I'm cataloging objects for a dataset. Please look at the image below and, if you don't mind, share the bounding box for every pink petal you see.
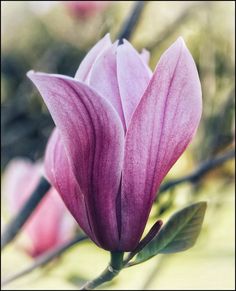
[65,1,110,19]
[117,40,152,127]
[2,158,74,257]
[27,72,124,250]
[120,37,202,250]
[44,128,96,244]
[74,33,112,82]
[88,43,126,129]
[2,159,39,214]
[140,48,150,65]
[25,187,74,257]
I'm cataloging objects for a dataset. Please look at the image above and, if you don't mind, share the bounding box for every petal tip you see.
[104,32,111,42]
[175,36,186,49]
[176,37,189,52]
[26,70,35,78]
[177,36,185,43]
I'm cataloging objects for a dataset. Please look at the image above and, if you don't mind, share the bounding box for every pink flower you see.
[27,34,202,252]
[64,1,110,19]
[2,159,75,257]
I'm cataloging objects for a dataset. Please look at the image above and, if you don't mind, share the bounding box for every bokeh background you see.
[1,1,235,290]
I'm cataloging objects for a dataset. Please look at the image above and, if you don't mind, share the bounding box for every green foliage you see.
[134,202,207,264]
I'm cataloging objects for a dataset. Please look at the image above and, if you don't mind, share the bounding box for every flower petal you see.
[27,72,124,250]
[140,48,151,65]
[44,128,96,243]
[88,43,126,129]
[74,33,112,82]
[120,37,202,250]
[2,159,39,214]
[2,157,74,257]
[117,40,152,127]
[25,187,73,257]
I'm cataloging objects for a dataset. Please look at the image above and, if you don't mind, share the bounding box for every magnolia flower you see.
[2,159,75,257]
[64,1,110,19]
[27,34,202,252]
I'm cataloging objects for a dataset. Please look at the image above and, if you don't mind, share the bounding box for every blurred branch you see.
[146,2,210,51]
[1,234,88,287]
[118,1,146,44]
[159,149,235,195]
[1,177,51,250]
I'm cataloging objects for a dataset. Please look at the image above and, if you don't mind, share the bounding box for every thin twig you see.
[1,234,88,287]
[159,149,235,195]
[117,1,146,44]
[1,177,51,250]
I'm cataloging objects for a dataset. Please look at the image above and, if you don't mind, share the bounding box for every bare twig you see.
[1,234,88,287]
[159,149,235,195]
[117,1,146,44]
[1,177,51,250]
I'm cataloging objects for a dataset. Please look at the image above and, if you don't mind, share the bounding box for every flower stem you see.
[80,251,124,290]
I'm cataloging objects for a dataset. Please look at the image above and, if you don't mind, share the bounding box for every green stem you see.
[80,252,124,290]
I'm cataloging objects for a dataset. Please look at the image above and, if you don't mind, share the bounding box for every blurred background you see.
[1,1,235,290]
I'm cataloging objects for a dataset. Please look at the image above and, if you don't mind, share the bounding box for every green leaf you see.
[133,202,207,265]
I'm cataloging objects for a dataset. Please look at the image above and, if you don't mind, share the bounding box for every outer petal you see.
[27,72,124,250]
[117,40,152,127]
[44,128,96,244]
[140,48,150,65]
[120,37,202,250]
[88,43,126,129]
[74,33,112,82]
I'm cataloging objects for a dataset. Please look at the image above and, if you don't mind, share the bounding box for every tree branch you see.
[117,1,146,44]
[1,234,88,287]
[159,148,235,195]
[1,177,51,250]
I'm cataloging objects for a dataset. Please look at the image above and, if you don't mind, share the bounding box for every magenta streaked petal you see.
[119,37,202,250]
[27,72,124,250]
[74,33,112,82]
[27,36,202,253]
[117,40,152,127]
[44,128,96,243]
[88,43,126,129]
